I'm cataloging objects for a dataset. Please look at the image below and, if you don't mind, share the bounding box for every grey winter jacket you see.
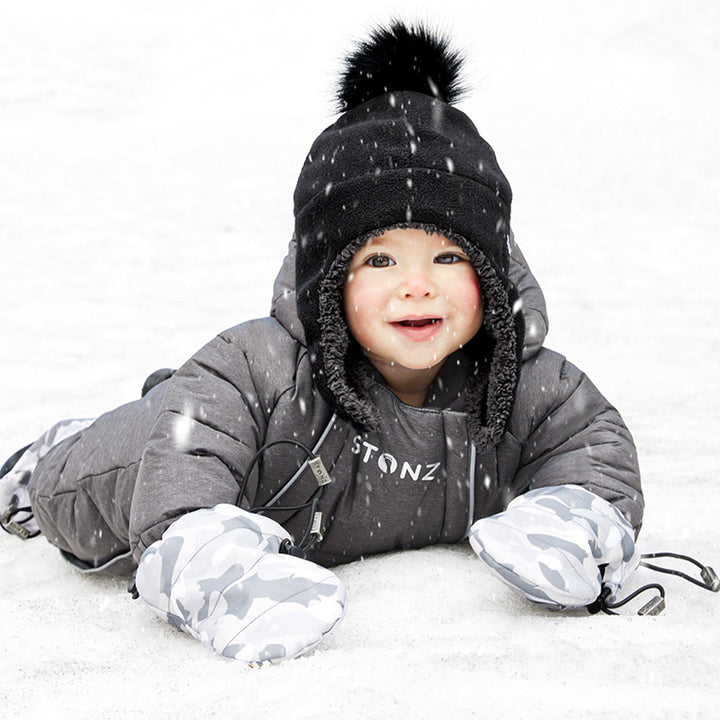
[29,238,642,571]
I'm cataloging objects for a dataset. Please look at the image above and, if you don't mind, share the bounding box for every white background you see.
[1,1,718,718]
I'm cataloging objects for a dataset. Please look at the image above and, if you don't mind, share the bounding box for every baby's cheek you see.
[454,271,484,330]
[452,269,482,305]
[347,316,378,354]
[344,294,376,346]
[345,289,371,323]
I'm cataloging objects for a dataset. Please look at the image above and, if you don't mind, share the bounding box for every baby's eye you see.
[434,253,465,265]
[365,254,395,268]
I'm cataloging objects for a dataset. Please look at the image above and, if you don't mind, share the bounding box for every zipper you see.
[465,442,476,538]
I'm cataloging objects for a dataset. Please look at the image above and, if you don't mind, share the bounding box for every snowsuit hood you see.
[272,224,545,452]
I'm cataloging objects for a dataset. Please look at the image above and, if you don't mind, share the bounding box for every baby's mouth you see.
[390,317,444,341]
[395,318,441,327]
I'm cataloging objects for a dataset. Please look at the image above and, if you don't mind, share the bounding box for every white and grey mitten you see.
[469,484,639,609]
[135,504,346,663]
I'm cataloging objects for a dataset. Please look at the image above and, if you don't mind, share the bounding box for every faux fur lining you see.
[317,232,380,428]
[316,223,523,449]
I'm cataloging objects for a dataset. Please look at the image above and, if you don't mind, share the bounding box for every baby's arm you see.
[129,320,293,559]
[470,350,642,609]
[128,322,345,662]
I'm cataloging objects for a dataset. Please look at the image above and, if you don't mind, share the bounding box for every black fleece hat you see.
[293,21,524,449]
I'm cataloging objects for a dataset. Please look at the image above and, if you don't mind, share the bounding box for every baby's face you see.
[343,227,483,376]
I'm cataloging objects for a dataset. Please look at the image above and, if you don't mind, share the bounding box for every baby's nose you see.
[398,271,436,298]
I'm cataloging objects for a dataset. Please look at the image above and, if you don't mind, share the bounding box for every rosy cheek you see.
[471,283,483,310]
[454,269,482,305]
[469,270,481,297]
[454,271,484,331]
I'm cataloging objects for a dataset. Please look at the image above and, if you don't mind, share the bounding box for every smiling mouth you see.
[394,318,441,327]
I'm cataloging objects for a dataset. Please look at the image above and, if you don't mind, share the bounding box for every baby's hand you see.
[469,485,638,610]
[135,505,346,663]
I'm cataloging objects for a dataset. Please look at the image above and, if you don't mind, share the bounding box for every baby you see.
[1,22,642,663]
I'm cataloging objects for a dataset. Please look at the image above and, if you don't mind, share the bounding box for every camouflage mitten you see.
[135,504,346,663]
[469,484,639,610]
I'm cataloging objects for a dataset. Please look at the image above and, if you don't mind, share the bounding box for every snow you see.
[1,1,718,717]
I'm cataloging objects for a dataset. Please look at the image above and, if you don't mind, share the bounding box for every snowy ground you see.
[1,1,718,718]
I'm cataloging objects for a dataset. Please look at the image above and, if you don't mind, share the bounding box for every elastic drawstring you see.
[587,551,718,616]
[237,438,334,559]
[128,440,335,600]
[640,552,720,592]
[587,583,666,616]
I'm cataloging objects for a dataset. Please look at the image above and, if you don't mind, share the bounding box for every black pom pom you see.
[336,21,466,112]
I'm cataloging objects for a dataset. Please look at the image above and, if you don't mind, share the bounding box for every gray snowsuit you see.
[27,237,643,573]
